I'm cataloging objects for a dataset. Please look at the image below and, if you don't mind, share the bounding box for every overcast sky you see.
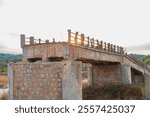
[0,0,150,54]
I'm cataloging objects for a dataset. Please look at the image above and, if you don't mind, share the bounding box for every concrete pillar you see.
[68,29,71,44]
[87,64,92,86]
[81,34,84,46]
[121,64,132,84]
[62,61,82,100]
[20,34,25,48]
[29,36,34,44]
[144,72,150,99]
[22,47,28,62]
[87,36,90,47]
[75,32,78,45]
[8,64,14,100]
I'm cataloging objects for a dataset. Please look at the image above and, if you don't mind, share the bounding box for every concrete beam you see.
[121,64,132,84]
[20,34,25,48]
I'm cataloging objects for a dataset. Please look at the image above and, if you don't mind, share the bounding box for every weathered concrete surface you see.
[92,64,122,85]
[87,64,93,86]
[22,43,148,75]
[62,61,82,100]
[123,56,145,73]
[121,64,132,84]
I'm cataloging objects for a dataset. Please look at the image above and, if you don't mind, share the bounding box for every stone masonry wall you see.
[92,64,122,85]
[8,61,82,100]
[8,62,63,100]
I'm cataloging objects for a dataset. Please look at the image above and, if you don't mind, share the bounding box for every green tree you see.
[142,55,150,64]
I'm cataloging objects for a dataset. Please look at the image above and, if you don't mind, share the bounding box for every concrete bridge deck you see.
[21,37,149,75]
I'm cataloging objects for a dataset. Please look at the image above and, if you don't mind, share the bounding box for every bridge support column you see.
[62,61,82,100]
[121,64,132,84]
[87,64,92,86]
[144,72,150,99]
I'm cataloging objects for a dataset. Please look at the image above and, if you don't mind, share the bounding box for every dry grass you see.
[0,92,8,100]
[83,83,144,100]
[0,75,8,84]
[82,79,89,89]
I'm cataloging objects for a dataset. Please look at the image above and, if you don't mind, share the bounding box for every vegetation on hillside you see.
[129,54,145,60]
[142,55,150,64]
[129,54,150,65]
[0,53,22,73]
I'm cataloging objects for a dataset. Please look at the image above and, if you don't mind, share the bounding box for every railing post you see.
[87,36,90,47]
[75,32,78,45]
[20,34,25,48]
[111,44,113,52]
[119,47,122,54]
[46,40,49,43]
[120,47,124,54]
[96,40,99,48]
[107,43,111,52]
[39,39,41,44]
[100,41,103,50]
[91,38,94,47]
[117,46,119,53]
[81,34,85,46]
[114,45,116,53]
[30,36,34,45]
[104,42,106,51]
[68,29,71,44]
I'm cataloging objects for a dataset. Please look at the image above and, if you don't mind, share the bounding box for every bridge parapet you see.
[20,34,54,48]
[125,55,150,73]
[68,29,124,54]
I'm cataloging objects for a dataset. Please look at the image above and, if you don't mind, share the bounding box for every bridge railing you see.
[20,34,54,48]
[125,55,150,72]
[68,30,124,54]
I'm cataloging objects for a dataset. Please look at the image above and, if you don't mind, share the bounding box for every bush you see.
[0,75,8,85]
[83,84,144,100]
[0,92,8,100]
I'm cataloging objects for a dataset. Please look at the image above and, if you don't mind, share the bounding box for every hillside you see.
[129,54,146,60]
[0,53,22,72]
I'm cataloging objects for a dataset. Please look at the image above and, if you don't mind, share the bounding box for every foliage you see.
[0,67,7,72]
[0,53,22,73]
[0,75,8,84]
[0,92,8,100]
[129,54,145,60]
[83,84,144,100]
[142,55,150,64]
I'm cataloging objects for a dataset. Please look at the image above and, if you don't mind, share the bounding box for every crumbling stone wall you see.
[8,61,82,100]
[132,73,144,86]
[92,64,122,85]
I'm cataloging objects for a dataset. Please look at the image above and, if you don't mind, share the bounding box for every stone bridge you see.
[8,30,150,100]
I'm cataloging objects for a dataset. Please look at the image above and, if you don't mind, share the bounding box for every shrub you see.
[0,75,8,84]
[0,92,8,100]
[83,84,144,100]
